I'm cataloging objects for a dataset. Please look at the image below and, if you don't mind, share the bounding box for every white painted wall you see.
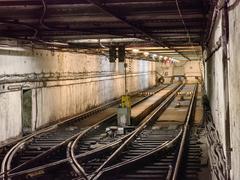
[0,91,22,142]
[0,48,156,143]
[228,1,240,179]
[205,12,227,150]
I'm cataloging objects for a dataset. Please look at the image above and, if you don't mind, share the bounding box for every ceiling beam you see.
[86,0,191,60]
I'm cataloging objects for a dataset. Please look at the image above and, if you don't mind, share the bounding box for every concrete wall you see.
[156,60,202,83]
[205,11,227,148]
[228,1,240,179]
[0,48,156,143]
[204,1,240,179]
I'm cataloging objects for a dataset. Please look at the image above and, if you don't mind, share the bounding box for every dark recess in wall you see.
[22,89,32,135]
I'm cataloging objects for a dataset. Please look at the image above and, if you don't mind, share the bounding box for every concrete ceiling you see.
[0,0,213,61]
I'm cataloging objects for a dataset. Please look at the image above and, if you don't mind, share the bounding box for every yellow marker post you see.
[121,95,131,108]
[117,95,131,126]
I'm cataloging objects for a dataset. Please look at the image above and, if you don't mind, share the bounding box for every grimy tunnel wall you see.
[204,1,240,179]
[0,49,156,143]
[156,60,203,83]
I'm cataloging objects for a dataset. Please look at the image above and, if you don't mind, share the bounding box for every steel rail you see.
[67,125,136,179]
[0,125,57,179]
[1,84,169,179]
[66,113,118,179]
[66,83,181,179]
[171,84,198,180]
[67,141,88,179]
[0,98,122,178]
[67,83,182,179]
[67,84,180,176]
[5,83,197,180]
[6,132,134,178]
[1,113,118,178]
[93,130,183,180]
[0,94,121,155]
[0,137,26,151]
[89,84,184,180]
[132,84,180,124]
[93,84,197,180]
[0,94,124,178]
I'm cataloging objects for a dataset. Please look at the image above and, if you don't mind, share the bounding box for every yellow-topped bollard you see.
[121,95,131,108]
[117,95,131,127]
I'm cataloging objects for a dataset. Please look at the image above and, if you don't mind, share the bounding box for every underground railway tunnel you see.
[0,0,239,180]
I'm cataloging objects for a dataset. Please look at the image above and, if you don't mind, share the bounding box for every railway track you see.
[68,84,198,180]
[20,83,185,179]
[0,83,181,179]
[75,84,185,178]
[96,84,198,180]
[5,83,208,180]
[105,130,202,180]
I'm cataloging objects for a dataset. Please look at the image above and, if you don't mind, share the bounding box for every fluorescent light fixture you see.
[132,49,139,53]
[143,52,149,56]
[159,55,163,58]
[152,54,157,58]
[44,41,68,46]
[164,56,168,60]
[68,38,144,43]
[151,54,157,60]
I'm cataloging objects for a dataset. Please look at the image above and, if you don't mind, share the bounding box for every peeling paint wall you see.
[205,11,227,149]
[205,1,240,179]
[228,1,240,179]
[0,49,156,143]
[0,91,22,142]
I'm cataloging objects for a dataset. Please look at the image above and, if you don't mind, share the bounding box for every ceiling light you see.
[68,38,144,43]
[159,56,163,60]
[132,49,139,53]
[143,52,149,56]
[164,56,168,60]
